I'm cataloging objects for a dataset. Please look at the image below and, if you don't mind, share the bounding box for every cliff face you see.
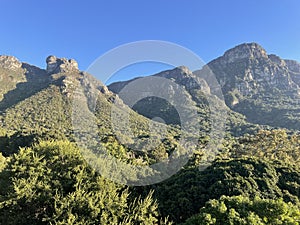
[285,59,300,86]
[197,43,300,129]
[1,42,300,132]
[108,43,300,130]
[0,55,81,104]
[206,43,299,101]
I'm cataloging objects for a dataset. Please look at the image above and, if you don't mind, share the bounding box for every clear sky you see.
[1,0,300,83]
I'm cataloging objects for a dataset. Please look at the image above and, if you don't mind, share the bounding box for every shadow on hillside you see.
[0,64,51,112]
[0,131,37,156]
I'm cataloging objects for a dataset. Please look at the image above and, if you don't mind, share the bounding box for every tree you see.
[147,157,300,223]
[0,140,168,225]
[182,195,300,225]
[231,129,300,164]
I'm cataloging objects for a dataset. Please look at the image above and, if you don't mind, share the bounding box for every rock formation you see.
[46,55,79,74]
[206,43,299,98]
[0,56,22,71]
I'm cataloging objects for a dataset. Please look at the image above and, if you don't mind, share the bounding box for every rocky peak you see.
[176,66,193,75]
[46,55,79,74]
[108,65,210,97]
[222,43,268,63]
[152,66,209,91]
[207,43,300,101]
[156,66,194,80]
[0,55,22,71]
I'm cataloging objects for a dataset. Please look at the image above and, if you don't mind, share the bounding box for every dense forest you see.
[1,125,300,224]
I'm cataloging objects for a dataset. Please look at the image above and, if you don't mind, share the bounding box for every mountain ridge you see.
[1,43,300,225]
[108,42,300,131]
[1,42,300,135]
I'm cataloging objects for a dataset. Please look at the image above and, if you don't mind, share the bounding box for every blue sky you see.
[1,0,300,83]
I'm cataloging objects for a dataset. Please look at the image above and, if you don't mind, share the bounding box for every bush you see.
[0,140,167,225]
[182,195,300,225]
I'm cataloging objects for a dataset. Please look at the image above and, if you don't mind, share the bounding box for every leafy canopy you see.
[0,140,169,225]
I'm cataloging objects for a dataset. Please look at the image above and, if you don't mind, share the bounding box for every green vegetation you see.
[1,56,300,224]
[0,141,170,225]
[0,152,5,172]
[142,156,300,223]
[231,129,300,164]
[2,132,300,224]
[233,91,300,130]
[182,196,300,225]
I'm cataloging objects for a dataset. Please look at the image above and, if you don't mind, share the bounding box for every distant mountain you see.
[1,42,299,167]
[108,60,260,136]
[207,43,300,96]
[109,42,300,131]
[204,43,300,129]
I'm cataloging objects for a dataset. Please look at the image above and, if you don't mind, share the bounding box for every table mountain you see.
[109,42,300,131]
[203,43,300,129]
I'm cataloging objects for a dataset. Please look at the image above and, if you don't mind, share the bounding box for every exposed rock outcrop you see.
[108,66,211,96]
[268,54,286,67]
[0,55,22,71]
[46,55,79,74]
[222,43,268,63]
[207,43,299,99]
[285,59,300,86]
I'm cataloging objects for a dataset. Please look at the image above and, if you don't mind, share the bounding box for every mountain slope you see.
[109,43,300,131]
[1,45,300,224]
[108,65,260,136]
[0,55,192,178]
[204,43,300,129]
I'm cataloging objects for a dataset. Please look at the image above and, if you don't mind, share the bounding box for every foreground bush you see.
[182,195,300,225]
[0,140,169,225]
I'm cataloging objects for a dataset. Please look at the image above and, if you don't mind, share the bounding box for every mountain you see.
[108,60,260,136]
[1,44,300,224]
[0,55,83,153]
[205,43,300,129]
[0,55,194,184]
[109,43,300,131]
[2,42,298,160]
[207,43,300,95]
[1,42,299,180]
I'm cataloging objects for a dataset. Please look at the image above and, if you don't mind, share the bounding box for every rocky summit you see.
[222,43,268,63]
[206,43,300,98]
[46,55,79,74]
[0,55,22,71]
[109,66,211,95]
[0,42,300,131]
[108,42,300,130]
